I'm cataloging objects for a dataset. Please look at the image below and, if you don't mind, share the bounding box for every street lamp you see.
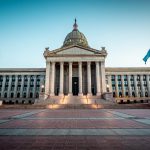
[41,85,44,93]
[106,84,110,92]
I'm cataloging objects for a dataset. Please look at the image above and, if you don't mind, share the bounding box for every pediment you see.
[57,47,95,55]
[43,45,107,57]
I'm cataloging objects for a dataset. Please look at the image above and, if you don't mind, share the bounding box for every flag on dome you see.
[143,49,150,64]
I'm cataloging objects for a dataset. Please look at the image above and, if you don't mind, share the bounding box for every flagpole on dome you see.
[73,18,78,30]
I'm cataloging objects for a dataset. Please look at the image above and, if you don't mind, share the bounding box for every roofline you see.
[0,68,46,72]
[105,67,150,72]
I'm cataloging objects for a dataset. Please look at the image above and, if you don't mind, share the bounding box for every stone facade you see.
[0,67,149,104]
[106,68,150,103]
[0,69,45,104]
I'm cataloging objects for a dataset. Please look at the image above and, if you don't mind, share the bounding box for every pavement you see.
[0,108,150,150]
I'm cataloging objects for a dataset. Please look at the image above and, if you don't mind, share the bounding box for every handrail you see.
[62,96,65,104]
[94,100,99,109]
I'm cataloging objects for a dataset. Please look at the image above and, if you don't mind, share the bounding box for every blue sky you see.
[0,0,150,68]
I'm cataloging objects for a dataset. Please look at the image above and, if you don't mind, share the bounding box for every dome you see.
[62,19,89,48]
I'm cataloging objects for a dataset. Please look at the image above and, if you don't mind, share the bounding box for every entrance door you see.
[72,77,79,95]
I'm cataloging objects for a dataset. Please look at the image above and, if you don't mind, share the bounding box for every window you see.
[143,75,146,80]
[124,75,127,80]
[124,81,128,85]
[0,76,3,81]
[11,87,14,91]
[18,76,21,81]
[12,75,15,81]
[24,76,28,81]
[6,76,9,81]
[112,87,115,91]
[119,86,122,90]
[36,87,40,91]
[4,93,7,98]
[111,75,115,80]
[118,81,121,85]
[23,93,26,98]
[23,87,27,91]
[118,75,121,80]
[17,87,21,91]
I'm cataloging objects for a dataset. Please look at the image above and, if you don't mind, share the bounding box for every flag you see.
[143,49,150,64]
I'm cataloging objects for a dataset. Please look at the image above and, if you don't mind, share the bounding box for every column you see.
[121,75,125,97]
[115,75,119,97]
[20,75,24,98]
[7,75,12,98]
[78,62,83,96]
[26,75,30,98]
[100,61,106,93]
[1,75,6,98]
[59,62,64,96]
[133,75,138,97]
[87,62,92,96]
[68,62,72,96]
[127,75,132,97]
[14,75,18,98]
[50,62,55,96]
[45,61,51,97]
[140,75,145,97]
[146,75,150,97]
[96,62,101,96]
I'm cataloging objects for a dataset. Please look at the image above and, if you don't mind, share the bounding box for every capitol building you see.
[0,20,150,104]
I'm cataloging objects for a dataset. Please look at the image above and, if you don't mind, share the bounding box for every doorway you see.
[72,77,79,95]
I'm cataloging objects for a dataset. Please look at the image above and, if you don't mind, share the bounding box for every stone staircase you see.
[34,95,114,109]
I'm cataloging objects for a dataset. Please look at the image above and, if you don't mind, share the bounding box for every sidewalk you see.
[0,109,150,150]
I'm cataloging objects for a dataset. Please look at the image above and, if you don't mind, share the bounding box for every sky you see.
[0,0,150,68]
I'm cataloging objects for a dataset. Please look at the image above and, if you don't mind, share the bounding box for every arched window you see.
[119,92,122,97]
[145,92,148,97]
[113,92,116,97]
[11,93,14,98]
[36,93,39,98]
[17,93,20,98]
[4,93,7,98]
[30,92,33,98]
[125,92,128,97]
[132,92,135,97]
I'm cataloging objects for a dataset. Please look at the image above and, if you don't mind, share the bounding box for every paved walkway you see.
[0,109,150,150]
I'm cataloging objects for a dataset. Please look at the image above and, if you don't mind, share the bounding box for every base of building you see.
[59,93,64,97]
[96,92,101,96]
[87,93,92,97]
[78,93,83,96]
[68,93,73,96]
[50,93,55,96]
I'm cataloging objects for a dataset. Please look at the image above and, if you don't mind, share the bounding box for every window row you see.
[0,92,39,98]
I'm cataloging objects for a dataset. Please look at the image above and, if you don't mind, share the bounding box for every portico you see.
[44,50,107,98]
